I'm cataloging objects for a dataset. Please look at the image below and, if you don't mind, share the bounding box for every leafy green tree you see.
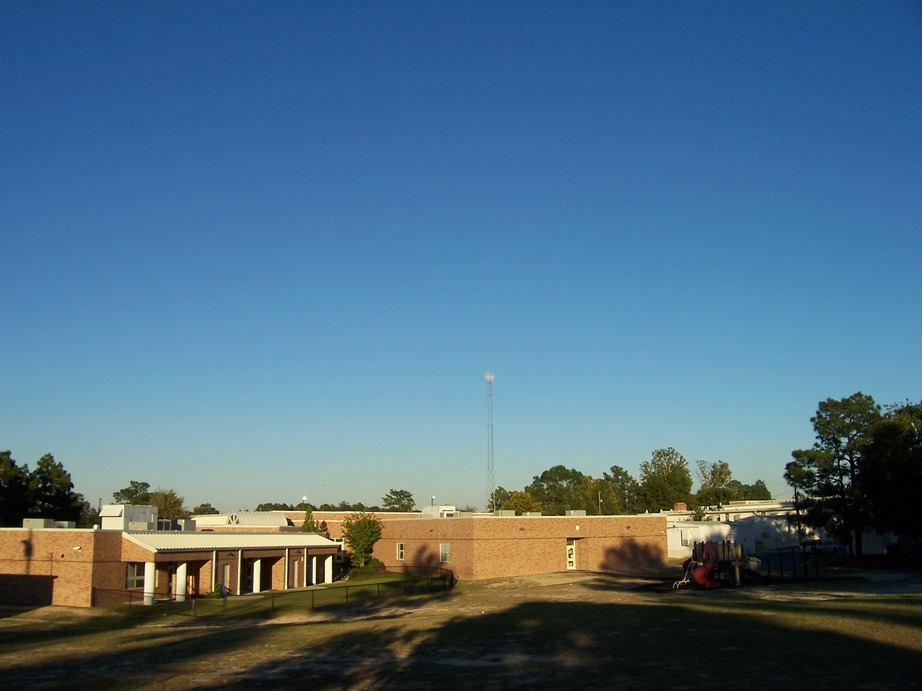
[741,479,772,500]
[255,501,295,511]
[786,392,881,555]
[695,460,773,507]
[695,460,735,506]
[29,454,85,522]
[602,465,640,514]
[636,448,693,512]
[381,488,415,512]
[79,501,99,528]
[526,465,589,515]
[149,488,190,521]
[113,480,151,505]
[500,490,543,514]
[487,486,512,512]
[577,475,619,515]
[1,452,89,525]
[191,503,220,515]
[342,512,383,567]
[301,506,317,532]
[784,456,815,539]
[0,451,30,526]
[337,500,369,511]
[316,501,374,511]
[858,401,922,539]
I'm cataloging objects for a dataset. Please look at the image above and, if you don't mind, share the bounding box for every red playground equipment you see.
[674,541,750,589]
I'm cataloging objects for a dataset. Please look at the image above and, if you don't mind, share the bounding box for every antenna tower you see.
[485,371,495,512]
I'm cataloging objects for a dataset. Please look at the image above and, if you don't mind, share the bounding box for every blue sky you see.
[3,2,920,512]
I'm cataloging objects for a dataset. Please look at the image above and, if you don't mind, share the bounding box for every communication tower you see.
[485,371,495,512]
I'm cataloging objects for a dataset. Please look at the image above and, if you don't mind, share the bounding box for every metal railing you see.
[756,547,821,580]
[91,568,454,617]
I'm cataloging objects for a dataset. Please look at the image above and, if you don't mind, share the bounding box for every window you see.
[439,543,450,562]
[396,543,405,560]
[126,563,145,589]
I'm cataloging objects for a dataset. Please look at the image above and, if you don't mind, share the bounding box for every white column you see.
[252,558,262,594]
[236,550,242,595]
[284,548,290,590]
[303,551,308,587]
[211,550,218,592]
[323,555,333,584]
[176,562,188,602]
[310,555,318,586]
[143,561,156,605]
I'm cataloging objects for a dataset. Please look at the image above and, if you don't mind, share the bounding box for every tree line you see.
[488,448,771,517]
[1,445,768,530]
[111,480,219,520]
[10,390,917,549]
[225,488,423,514]
[785,392,921,556]
[0,451,91,527]
[109,485,424,517]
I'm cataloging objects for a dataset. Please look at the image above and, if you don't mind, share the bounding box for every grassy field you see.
[1,567,920,689]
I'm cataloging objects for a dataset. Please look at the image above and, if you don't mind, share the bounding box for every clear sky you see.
[2,2,920,513]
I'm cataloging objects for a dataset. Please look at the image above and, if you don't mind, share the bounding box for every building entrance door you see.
[566,539,577,570]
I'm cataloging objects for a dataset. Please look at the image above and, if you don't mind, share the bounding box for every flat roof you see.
[124,531,339,553]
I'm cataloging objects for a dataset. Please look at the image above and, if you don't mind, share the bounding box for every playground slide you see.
[691,542,721,589]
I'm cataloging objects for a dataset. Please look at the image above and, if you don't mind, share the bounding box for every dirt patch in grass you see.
[1,570,921,689]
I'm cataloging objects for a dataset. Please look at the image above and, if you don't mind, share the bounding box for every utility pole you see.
[485,371,495,513]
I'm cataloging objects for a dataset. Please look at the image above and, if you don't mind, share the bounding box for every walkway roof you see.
[123,531,339,553]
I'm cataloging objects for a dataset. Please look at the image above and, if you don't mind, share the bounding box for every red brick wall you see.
[1,529,345,606]
[372,515,667,581]
[0,528,125,607]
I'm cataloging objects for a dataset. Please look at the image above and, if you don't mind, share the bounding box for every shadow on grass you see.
[0,604,48,620]
[2,581,921,689]
[206,594,922,690]
[0,582,454,658]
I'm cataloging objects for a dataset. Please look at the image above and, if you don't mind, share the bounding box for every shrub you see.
[348,558,386,579]
[341,512,383,567]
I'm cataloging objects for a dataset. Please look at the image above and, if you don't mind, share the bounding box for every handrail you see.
[91,569,454,614]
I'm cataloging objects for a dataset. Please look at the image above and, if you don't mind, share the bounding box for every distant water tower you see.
[485,371,495,512]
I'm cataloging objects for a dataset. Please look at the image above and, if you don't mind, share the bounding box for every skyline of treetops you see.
[4,391,917,538]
